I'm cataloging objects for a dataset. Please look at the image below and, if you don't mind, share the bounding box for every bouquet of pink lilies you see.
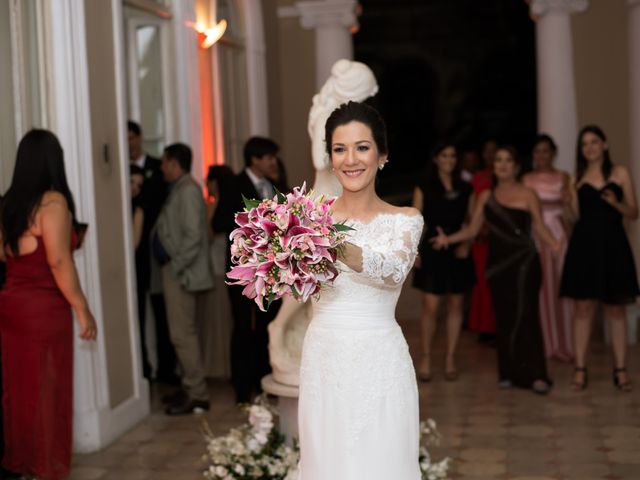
[227,183,352,311]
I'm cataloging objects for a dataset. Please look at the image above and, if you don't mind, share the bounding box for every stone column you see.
[530,0,588,173]
[626,0,640,343]
[46,0,150,452]
[295,0,357,88]
[629,0,640,243]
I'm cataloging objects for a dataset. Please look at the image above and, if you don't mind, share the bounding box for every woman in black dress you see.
[433,146,559,394]
[412,142,475,381]
[561,125,638,392]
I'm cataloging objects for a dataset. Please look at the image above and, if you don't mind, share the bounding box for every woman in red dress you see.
[0,129,97,479]
[468,139,498,341]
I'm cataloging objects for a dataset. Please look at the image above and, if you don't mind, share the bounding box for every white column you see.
[295,0,357,88]
[44,0,150,452]
[629,0,640,234]
[626,0,640,343]
[241,0,270,136]
[530,0,588,173]
[172,0,204,180]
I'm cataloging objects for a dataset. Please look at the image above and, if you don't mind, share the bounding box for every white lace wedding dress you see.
[298,212,424,480]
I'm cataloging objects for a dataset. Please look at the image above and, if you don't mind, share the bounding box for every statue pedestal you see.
[261,374,299,445]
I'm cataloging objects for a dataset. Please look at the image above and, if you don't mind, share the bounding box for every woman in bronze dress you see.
[433,146,560,393]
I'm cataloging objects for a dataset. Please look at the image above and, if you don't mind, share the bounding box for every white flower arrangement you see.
[202,396,450,480]
[202,395,298,480]
[419,419,452,479]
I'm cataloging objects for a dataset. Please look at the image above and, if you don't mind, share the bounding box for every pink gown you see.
[523,171,574,361]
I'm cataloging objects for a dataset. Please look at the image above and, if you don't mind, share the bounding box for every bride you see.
[298,101,424,479]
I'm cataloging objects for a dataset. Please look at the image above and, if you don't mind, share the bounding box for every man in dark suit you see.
[213,136,282,403]
[128,121,178,384]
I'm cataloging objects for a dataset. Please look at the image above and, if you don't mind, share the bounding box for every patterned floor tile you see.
[69,286,640,479]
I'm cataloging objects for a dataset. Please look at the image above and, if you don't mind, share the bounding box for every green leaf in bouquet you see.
[273,186,288,204]
[266,293,276,310]
[242,194,260,210]
[334,222,356,232]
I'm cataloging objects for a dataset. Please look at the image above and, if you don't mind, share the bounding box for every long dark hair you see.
[207,165,236,199]
[1,129,77,254]
[576,125,612,182]
[425,141,464,193]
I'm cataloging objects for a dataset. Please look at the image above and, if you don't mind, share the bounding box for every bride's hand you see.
[429,227,449,251]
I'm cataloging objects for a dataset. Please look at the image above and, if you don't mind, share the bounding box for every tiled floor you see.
[71,286,640,479]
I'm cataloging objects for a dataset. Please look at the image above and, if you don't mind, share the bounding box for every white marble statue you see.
[267,59,379,386]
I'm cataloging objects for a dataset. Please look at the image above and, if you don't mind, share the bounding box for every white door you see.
[124,6,173,158]
[0,0,48,192]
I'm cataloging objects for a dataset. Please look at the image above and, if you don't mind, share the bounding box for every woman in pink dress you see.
[522,134,574,361]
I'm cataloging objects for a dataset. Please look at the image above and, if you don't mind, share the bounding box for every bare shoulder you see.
[521,184,537,197]
[40,191,69,210]
[612,164,631,182]
[382,204,421,218]
[38,192,71,228]
[399,206,421,218]
[477,189,491,203]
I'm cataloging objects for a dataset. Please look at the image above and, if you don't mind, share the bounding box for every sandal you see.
[613,367,633,393]
[570,366,588,391]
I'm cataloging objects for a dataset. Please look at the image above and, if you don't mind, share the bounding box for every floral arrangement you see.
[419,419,451,479]
[227,183,351,311]
[202,396,298,480]
[202,397,451,480]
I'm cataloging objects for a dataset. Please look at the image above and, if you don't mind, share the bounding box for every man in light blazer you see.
[128,120,177,384]
[152,143,213,415]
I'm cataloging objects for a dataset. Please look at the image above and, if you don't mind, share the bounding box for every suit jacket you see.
[213,170,266,270]
[135,155,167,289]
[152,174,213,292]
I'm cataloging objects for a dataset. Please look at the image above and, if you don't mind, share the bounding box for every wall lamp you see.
[195,19,227,49]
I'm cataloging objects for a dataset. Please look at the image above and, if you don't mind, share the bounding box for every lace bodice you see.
[311,212,423,323]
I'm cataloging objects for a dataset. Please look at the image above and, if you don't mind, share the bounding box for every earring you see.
[378,163,385,171]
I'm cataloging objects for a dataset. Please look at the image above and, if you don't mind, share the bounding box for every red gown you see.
[469,170,496,334]
[0,233,77,479]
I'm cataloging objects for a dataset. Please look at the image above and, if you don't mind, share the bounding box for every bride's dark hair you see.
[324,101,388,156]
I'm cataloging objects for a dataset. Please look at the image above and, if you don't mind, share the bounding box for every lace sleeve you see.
[361,215,424,286]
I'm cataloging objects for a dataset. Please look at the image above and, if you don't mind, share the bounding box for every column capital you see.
[530,0,588,17]
[294,0,358,30]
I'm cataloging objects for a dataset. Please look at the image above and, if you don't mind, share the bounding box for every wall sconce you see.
[195,19,227,49]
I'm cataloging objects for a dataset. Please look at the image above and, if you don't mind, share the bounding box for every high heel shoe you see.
[532,379,552,395]
[613,367,633,392]
[570,366,588,391]
[417,357,432,383]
